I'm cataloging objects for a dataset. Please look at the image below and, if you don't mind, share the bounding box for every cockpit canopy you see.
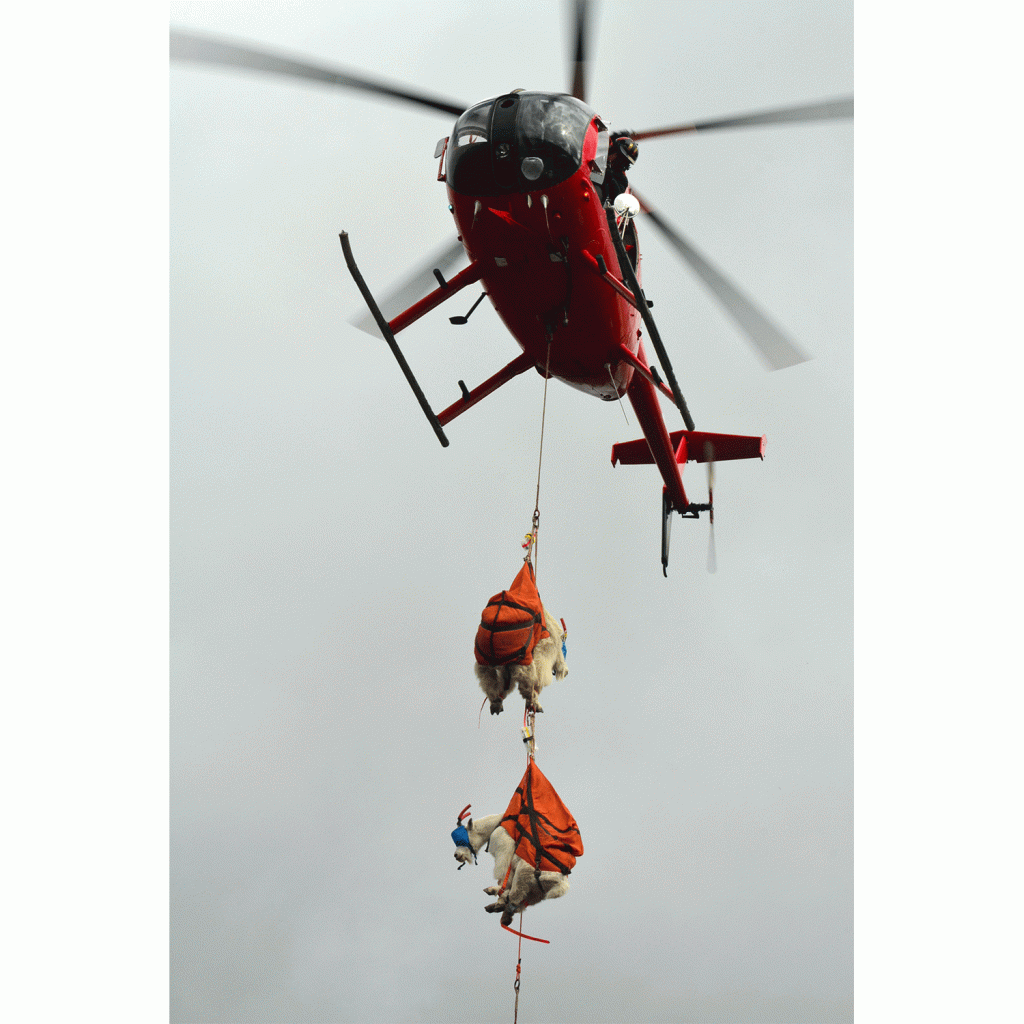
[446,92,596,196]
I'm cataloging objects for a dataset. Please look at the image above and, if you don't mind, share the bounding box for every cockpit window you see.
[516,94,592,186]
[452,99,492,148]
[445,100,494,194]
[446,92,597,196]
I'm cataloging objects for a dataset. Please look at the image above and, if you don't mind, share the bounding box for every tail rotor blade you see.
[705,447,716,573]
[633,189,810,371]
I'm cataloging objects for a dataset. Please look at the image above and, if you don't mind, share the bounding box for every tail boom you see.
[623,374,690,511]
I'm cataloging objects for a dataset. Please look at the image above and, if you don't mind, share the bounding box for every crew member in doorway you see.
[605,132,639,204]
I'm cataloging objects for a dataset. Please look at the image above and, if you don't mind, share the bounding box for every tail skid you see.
[660,486,713,576]
[661,490,672,577]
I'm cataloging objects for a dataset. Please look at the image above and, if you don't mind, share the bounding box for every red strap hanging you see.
[502,921,551,944]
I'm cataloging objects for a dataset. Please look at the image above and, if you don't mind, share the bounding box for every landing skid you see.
[340,232,450,447]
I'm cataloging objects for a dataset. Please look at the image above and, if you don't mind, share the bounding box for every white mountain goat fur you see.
[475,607,567,714]
[453,813,570,926]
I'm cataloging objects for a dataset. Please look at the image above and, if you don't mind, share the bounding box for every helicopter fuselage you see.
[444,92,642,401]
[446,116,641,400]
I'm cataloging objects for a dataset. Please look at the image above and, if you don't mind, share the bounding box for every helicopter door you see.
[589,121,609,190]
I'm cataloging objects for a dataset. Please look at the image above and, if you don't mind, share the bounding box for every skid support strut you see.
[340,231,450,447]
[605,208,696,432]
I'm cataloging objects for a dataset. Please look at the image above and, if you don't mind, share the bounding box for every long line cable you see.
[527,337,553,576]
[514,703,536,1024]
[512,337,553,1024]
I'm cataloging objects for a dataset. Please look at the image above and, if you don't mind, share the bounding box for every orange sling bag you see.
[474,561,549,667]
[499,760,583,875]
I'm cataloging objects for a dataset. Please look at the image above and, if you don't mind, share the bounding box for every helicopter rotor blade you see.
[349,237,469,338]
[631,96,853,141]
[569,0,592,102]
[170,30,468,117]
[632,189,810,371]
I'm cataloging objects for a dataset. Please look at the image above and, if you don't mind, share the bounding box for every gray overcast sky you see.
[170,2,852,1021]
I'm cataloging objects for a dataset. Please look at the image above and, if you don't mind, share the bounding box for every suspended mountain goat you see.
[453,813,570,926]
[474,562,567,714]
[451,764,583,927]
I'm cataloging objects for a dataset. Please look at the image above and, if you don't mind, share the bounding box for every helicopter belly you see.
[448,170,641,400]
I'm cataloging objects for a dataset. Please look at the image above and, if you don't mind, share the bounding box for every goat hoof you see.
[500,910,515,927]
[489,702,503,715]
[484,902,503,914]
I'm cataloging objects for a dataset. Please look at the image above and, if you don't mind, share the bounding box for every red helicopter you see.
[171,2,852,574]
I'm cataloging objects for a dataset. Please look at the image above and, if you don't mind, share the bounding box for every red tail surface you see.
[611,429,765,467]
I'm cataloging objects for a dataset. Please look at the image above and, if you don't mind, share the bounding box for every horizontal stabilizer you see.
[612,429,765,467]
